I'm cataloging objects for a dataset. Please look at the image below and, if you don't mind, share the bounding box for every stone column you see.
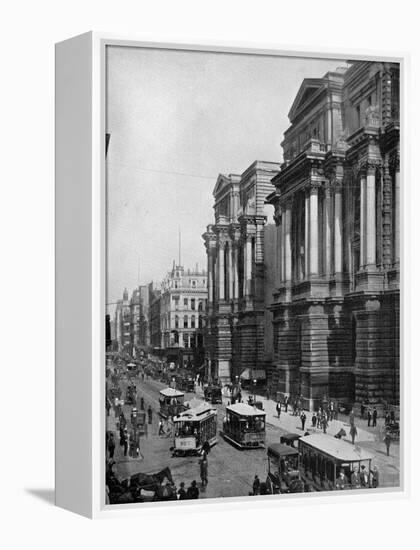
[233,243,239,299]
[366,167,376,269]
[309,186,319,276]
[245,236,253,297]
[207,246,213,305]
[218,242,225,301]
[360,174,367,268]
[228,241,234,300]
[334,185,343,274]
[305,190,310,278]
[277,215,282,286]
[242,239,247,297]
[284,202,292,282]
[324,186,332,276]
[281,209,286,282]
[394,169,400,265]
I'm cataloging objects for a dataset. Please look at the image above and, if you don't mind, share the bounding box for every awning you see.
[240,369,266,380]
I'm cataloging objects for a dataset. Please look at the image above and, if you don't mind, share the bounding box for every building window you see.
[184,298,188,308]
[191,315,196,328]
[191,280,196,288]
[175,315,179,329]
[198,300,203,311]
[184,315,188,328]
[198,315,203,328]
[191,298,195,310]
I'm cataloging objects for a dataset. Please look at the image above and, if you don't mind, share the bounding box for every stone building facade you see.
[203,161,280,384]
[267,62,400,412]
[159,264,208,368]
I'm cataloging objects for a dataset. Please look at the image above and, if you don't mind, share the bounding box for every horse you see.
[127,466,173,500]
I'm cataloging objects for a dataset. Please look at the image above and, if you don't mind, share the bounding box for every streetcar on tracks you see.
[222,403,266,449]
[159,387,186,419]
[298,433,375,491]
[204,384,223,404]
[172,402,218,456]
[266,443,303,494]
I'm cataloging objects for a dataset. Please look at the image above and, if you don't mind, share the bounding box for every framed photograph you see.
[55,33,405,518]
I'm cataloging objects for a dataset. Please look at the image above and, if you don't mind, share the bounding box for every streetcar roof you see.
[299,434,375,462]
[173,402,217,421]
[226,403,266,417]
[268,443,300,458]
[159,387,184,397]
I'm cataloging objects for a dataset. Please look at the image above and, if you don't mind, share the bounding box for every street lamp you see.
[253,379,257,405]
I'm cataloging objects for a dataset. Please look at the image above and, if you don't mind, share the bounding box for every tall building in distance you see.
[203,161,280,384]
[159,263,208,369]
[267,61,399,411]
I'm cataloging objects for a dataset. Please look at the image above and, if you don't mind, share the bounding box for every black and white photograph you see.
[104,45,400,505]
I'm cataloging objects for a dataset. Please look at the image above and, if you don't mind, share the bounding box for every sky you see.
[106,46,341,310]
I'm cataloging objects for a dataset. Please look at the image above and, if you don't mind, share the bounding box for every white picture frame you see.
[55,32,407,519]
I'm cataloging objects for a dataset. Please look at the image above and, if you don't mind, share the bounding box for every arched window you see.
[198,300,203,311]
[183,315,188,328]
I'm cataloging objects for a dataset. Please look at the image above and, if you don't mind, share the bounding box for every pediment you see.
[288,78,326,122]
[213,173,240,198]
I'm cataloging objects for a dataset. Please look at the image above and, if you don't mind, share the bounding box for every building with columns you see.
[267,61,400,412]
[203,161,280,384]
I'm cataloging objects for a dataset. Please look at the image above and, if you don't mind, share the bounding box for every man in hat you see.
[360,465,369,487]
[384,431,392,456]
[276,402,281,419]
[199,452,208,487]
[367,408,372,427]
[372,407,378,427]
[300,411,307,431]
[253,475,260,495]
[336,469,348,490]
[186,480,199,499]
[351,468,361,489]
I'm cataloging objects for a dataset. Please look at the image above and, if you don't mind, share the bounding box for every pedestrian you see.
[349,409,355,427]
[121,428,128,456]
[372,407,377,427]
[276,402,281,419]
[311,412,317,428]
[360,403,365,419]
[147,405,153,425]
[300,411,307,431]
[322,415,328,434]
[335,469,348,490]
[284,397,288,414]
[350,424,357,444]
[390,410,396,424]
[177,482,187,500]
[107,432,115,459]
[384,431,392,456]
[367,408,372,427]
[385,411,391,426]
[351,469,361,489]
[140,397,144,410]
[186,480,199,499]
[158,419,164,436]
[199,453,208,487]
[317,408,322,428]
[370,465,379,488]
[360,465,369,487]
[252,475,260,496]
[266,387,270,401]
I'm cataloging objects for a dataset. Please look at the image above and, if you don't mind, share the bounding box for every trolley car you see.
[299,433,375,491]
[222,403,266,449]
[159,387,186,419]
[172,402,218,456]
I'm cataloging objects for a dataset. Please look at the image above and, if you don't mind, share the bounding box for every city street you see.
[106,367,400,501]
